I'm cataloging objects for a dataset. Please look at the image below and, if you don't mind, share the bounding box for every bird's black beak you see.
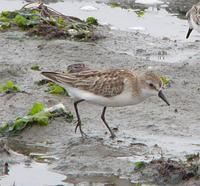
[158,90,170,106]
[186,28,193,39]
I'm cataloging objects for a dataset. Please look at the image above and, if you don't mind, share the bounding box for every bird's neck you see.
[138,75,154,99]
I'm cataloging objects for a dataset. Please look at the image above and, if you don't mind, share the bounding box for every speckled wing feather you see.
[42,69,136,97]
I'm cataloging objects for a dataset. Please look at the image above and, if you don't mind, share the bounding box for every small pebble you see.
[112,127,118,131]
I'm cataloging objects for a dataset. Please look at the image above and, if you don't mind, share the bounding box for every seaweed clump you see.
[0,80,20,94]
[0,3,99,41]
[0,103,73,136]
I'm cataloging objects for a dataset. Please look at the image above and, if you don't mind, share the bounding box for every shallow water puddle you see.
[0,0,199,41]
[0,140,66,186]
[0,139,134,186]
[0,0,24,11]
[0,162,135,186]
[0,162,67,186]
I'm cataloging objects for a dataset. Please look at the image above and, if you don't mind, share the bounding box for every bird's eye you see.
[149,83,154,88]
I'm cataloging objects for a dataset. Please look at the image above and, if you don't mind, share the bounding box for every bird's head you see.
[140,72,170,106]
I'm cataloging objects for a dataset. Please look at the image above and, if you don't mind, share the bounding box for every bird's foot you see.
[74,120,79,133]
[110,133,116,139]
[80,130,88,138]
[74,120,87,138]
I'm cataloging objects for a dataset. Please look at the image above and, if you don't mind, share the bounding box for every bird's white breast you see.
[63,84,146,107]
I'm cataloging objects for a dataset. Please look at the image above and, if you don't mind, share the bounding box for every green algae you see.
[0,103,73,135]
[0,3,99,41]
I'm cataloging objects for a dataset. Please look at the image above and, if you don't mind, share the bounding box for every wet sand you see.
[0,0,200,185]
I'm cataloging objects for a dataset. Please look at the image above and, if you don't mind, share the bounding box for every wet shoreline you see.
[0,0,200,185]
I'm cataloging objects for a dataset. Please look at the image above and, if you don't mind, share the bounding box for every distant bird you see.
[42,69,170,138]
[186,2,200,38]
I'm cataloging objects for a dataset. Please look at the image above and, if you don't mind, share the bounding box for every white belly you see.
[64,85,145,107]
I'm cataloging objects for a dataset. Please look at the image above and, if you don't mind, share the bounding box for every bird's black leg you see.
[74,99,86,137]
[101,107,116,138]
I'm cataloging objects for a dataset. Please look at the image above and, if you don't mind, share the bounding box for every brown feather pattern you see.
[42,69,140,97]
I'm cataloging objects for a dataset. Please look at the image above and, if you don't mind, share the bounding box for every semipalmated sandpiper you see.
[186,2,200,38]
[42,69,170,138]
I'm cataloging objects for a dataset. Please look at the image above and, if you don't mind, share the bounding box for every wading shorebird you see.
[41,69,170,138]
[186,2,200,38]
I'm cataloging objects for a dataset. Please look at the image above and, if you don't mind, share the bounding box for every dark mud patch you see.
[131,158,200,185]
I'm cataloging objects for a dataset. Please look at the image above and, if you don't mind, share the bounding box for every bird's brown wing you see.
[41,69,135,97]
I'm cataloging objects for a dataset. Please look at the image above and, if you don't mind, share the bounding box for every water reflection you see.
[0,162,67,186]
[0,161,135,186]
